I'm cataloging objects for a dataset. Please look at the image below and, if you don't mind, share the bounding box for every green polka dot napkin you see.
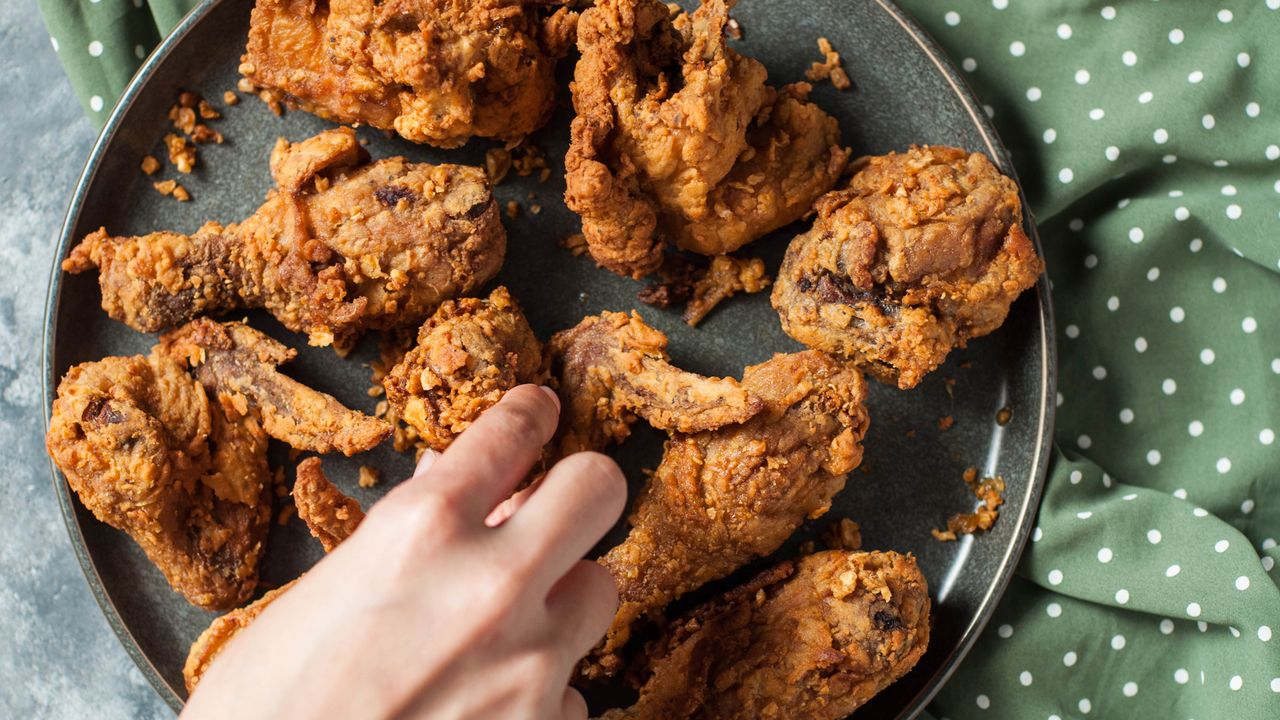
[40,0,1280,717]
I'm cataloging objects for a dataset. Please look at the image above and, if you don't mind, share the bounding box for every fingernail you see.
[539,385,561,412]
[415,448,440,476]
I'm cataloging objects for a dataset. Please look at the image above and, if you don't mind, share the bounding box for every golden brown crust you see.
[384,286,548,451]
[160,318,391,456]
[547,310,763,460]
[565,0,849,278]
[293,458,366,552]
[682,255,770,327]
[772,145,1043,389]
[63,128,506,351]
[182,579,297,693]
[242,0,576,148]
[45,352,271,611]
[603,550,930,720]
[587,351,869,677]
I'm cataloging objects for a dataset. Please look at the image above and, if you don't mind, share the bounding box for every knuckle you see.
[493,403,549,444]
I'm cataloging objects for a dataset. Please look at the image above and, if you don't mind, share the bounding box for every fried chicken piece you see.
[603,550,930,720]
[63,128,505,351]
[682,255,770,327]
[46,352,272,611]
[383,286,548,451]
[772,146,1043,389]
[565,0,849,278]
[242,0,577,148]
[185,459,365,692]
[293,457,368,552]
[548,310,763,459]
[587,351,869,677]
[160,318,391,456]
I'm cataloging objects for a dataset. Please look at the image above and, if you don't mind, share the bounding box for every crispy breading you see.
[63,128,505,352]
[586,351,869,678]
[565,0,849,277]
[604,551,930,720]
[241,0,577,148]
[46,352,271,610]
[160,318,391,456]
[548,310,763,461]
[772,145,1043,389]
[384,286,548,451]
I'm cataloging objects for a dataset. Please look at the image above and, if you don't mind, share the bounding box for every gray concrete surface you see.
[0,2,173,718]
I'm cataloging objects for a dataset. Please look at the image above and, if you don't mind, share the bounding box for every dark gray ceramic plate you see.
[43,0,1055,717]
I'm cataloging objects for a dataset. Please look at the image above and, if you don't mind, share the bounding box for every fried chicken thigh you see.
[604,550,930,720]
[772,146,1043,389]
[64,128,505,351]
[588,350,869,677]
[384,286,548,451]
[46,320,386,610]
[548,310,763,460]
[184,458,365,691]
[242,0,577,148]
[565,0,849,278]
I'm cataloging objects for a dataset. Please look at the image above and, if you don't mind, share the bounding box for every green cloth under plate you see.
[38,0,1280,717]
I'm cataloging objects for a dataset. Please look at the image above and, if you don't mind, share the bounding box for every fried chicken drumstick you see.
[64,128,505,351]
[184,458,365,691]
[565,0,849,278]
[46,320,385,610]
[548,310,763,460]
[603,550,930,720]
[384,286,548,451]
[772,146,1043,389]
[242,0,577,148]
[587,350,869,677]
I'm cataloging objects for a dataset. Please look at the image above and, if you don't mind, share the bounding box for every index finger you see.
[407,384,560,522]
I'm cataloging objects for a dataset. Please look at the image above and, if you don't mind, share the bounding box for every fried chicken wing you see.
[46,319,389,609]
[565,0,849,278]
[384,286,548,451]
[160,318,390,456]
[548,310,763,459]
[603,550,930,720]
[242,0,577,148]
[64,128,505,350]
[184,458,365,691]
[46,352,272,610]
[772,146,1043,389]
[587,350,869,677]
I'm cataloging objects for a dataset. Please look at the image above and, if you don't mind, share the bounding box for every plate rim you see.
[40,0,1057,716]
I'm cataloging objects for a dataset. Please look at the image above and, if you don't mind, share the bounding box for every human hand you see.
[181,385,627,720]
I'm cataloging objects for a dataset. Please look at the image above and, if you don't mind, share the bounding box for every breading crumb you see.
[561,233,588,256]
[172,184,191,202]
[506,200,520,219]
[683,255,771,327]
[937,415,954,431]
[358,465,380,488]
[996,406,1013,426]
[140,155,160,175]
[276,504,296,525]
[821,518,862,551]
[805,37,852,90]
[932,468,1005,542]
[153,179,177,196]
[529,203,542,215]
[485,147,512,184]
[223,90,240,106]
[164,133,196,173]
